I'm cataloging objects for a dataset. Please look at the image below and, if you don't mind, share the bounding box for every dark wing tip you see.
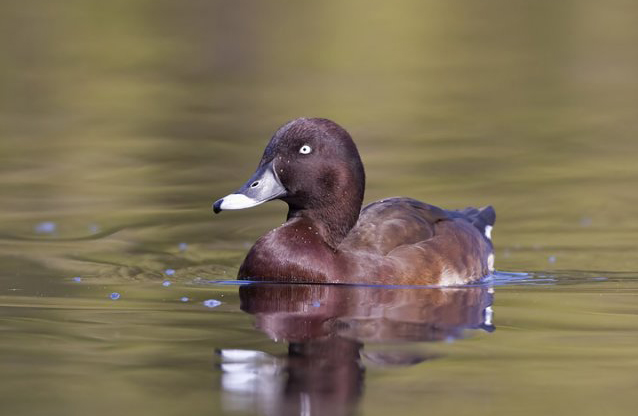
[478,205,496,226]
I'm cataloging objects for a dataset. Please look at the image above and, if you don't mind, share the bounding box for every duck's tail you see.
[450,205,496,242]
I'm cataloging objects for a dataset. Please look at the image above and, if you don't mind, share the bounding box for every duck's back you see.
[339,198,446,255]
[339,198,495,285]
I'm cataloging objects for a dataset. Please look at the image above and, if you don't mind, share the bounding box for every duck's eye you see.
[299,145,312,155]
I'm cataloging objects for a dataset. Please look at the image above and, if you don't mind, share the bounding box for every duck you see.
[213,118,495,286]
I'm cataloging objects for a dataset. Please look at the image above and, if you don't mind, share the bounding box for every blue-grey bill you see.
[213,160,286,213]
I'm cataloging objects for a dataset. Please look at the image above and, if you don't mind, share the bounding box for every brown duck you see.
[213,118,495,285]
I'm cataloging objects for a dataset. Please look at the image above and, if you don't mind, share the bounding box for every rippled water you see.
[2,0,638,415]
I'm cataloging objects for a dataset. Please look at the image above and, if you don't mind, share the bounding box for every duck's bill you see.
[213,161,286,214]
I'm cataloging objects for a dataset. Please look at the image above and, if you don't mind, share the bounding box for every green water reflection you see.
[1,0,638,415]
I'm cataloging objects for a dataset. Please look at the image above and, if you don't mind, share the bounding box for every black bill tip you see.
[213,199,223,214]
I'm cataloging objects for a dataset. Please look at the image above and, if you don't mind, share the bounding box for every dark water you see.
[2,0,638,415]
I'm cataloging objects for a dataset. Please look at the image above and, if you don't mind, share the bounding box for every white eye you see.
[299,145,312,155]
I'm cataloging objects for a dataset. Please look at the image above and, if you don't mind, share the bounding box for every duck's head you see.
[213,118,365,244]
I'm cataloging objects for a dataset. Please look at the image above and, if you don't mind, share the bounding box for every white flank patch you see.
[484,225,493,240]
[487,253,495,272]
[439,267,464,286]
[218,194,263,210]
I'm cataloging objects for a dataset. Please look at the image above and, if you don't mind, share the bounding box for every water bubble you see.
[72,276,82,283]
[203,299,222,308]
[165,269,175,276]
[178,243,188,251]
[162,280,171,287]
[548,255,557,264]
[110,292,121,300]
[311,301,321,307]
[35,221,56,234]
[180,297,189,302]
[88,224,101,234]
[580,217,592,227]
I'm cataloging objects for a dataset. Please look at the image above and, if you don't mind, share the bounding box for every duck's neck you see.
[284,146,365,250]
[287,198,362,250]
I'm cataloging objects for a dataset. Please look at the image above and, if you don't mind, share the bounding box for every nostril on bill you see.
[251,181,260,188]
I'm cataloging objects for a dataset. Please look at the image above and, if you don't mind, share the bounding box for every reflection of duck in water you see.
[219,284,494,416]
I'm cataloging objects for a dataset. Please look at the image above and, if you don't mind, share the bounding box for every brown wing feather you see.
[340,197,450,255]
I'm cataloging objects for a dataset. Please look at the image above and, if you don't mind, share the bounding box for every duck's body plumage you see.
[214,118,496,286]
[239,198,494,285]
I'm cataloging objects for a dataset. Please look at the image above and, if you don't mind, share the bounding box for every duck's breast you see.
[238,219,339,283]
